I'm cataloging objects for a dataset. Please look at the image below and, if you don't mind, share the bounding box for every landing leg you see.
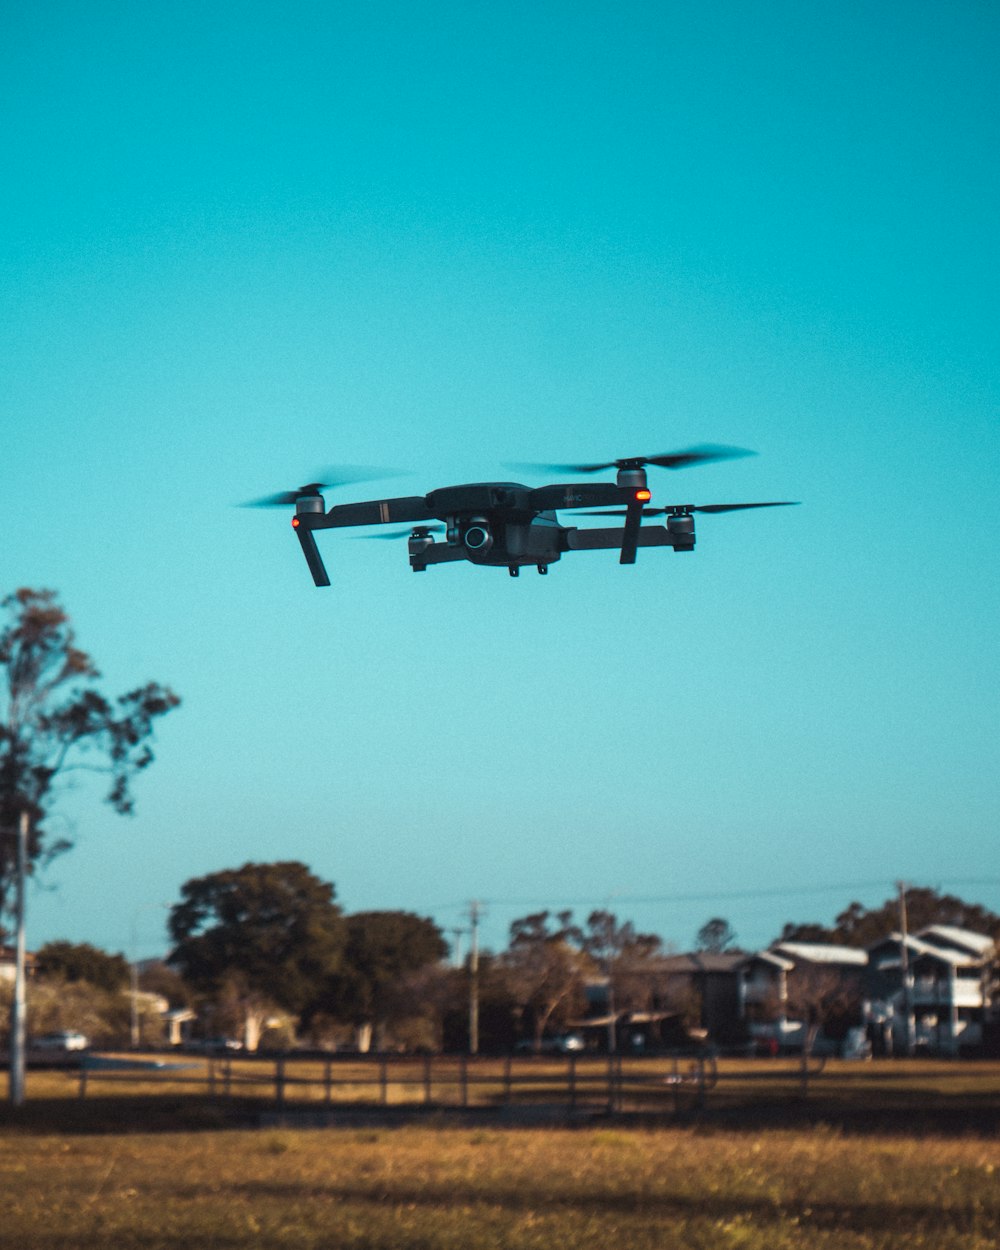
[508,566,519,578]
[537,565,548,575]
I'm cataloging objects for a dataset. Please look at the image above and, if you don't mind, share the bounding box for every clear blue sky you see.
[3,0,997,962]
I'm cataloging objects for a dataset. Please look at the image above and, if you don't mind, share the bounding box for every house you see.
[866,925,996,1055]
[738,943,868,1054]
[0,946,36,983]
[578,951,746,1050]
[650,951,746,1042]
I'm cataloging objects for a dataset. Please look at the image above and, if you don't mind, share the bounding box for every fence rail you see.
[42,1051,1000,1125]
[73,1050,845,1115]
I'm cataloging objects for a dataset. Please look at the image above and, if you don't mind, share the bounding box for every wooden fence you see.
[74,1050,835,1116]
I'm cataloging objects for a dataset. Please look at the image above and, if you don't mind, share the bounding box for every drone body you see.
[245,448,797,586]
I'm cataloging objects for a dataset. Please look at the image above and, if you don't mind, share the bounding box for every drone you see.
[243,446,797,585]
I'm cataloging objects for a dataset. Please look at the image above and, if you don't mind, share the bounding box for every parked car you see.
[184,1037,243,1054]
[34,1030,89,1052]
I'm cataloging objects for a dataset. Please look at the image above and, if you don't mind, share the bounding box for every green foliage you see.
[0,587,179,911]
[0,975,133,1047]
[777,887,1000,948]
[34,940,129,992]
[324,910,448,1036]
[167,861,346,1017]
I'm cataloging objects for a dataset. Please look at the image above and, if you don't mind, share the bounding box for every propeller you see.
[580,501,800,517]
[239,465,402,508]
[507,444,755,476]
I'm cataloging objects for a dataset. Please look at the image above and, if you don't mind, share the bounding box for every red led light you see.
[635,489,652,502]
[292,516,300,528]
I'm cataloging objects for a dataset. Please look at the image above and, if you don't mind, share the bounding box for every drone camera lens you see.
[464,525,490,550]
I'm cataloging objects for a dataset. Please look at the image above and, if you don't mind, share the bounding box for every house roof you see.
[916,925,995,958]
[869,932,977,969]
[651,951,747,974]
[773,942,868,967]
[739,950,795,972]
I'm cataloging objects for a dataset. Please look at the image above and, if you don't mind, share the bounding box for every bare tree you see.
[785,962,863,1056]
[502,911,593,1050]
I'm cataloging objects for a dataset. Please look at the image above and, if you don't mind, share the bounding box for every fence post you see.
[380,1056,389,1105]
[223,1056,232,1099]
[324,1057,333,1108]
[423,1053,432,1104]
[78,1058,88,1100]
[568,1053,577,1112]
[275,1057,285,1110]
[460,1054,468,1108]
[503,1054,512,1105]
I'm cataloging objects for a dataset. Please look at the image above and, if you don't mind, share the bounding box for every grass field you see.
[2,1059,1000,1248]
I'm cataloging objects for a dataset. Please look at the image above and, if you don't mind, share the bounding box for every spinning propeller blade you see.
[581,501,800,517]
[508,445,755,476]
[239,465,403,507]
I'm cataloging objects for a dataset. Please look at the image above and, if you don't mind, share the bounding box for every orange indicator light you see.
[292,516,300,528]
[635,489,652,502]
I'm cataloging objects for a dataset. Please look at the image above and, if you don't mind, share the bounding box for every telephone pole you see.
[9,812,28,1106]
[468,900,481,1055]
[897,881,915,1057]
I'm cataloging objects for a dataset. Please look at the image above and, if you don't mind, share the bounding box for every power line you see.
[426,877,1000,914]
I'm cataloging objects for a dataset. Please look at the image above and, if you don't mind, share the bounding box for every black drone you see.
[243,445,797,585]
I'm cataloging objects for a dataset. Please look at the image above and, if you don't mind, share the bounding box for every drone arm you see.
[409,542,467,572]
[619,497,645,564]
[564,526,681,554]
[292,517,331,586]
[314,495,437,530]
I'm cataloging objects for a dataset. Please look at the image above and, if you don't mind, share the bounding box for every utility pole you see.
[468,901,481,1056]
[897,881,915,1057]
[9,811,28,1106]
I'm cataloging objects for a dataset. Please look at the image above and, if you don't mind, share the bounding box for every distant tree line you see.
[4,871,998,1053]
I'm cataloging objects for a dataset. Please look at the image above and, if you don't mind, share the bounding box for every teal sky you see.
[3,1,997,961]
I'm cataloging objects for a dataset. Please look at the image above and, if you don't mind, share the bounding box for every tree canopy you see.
[0,587,179,911]
[695,917,738,954]
[167,861,347,1020]
[502,910,593,1048]
[34,940,130,992]
[776,887,1000,948]
[326,910,448,1039]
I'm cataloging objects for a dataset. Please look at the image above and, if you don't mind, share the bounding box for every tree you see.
[784,962,864,1056]
[34,941,129,993]
[775,887,1000,949]
[0,587,179,911]
[167,861,346,1050]
[695,917,738,954]
[581,910,663,1042]
[322,910,448,1051]
[502,910,593,1050]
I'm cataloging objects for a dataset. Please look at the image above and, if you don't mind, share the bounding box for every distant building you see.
[866,925,997,1055]
[738,943,868,1054]
[0,946,36,983]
